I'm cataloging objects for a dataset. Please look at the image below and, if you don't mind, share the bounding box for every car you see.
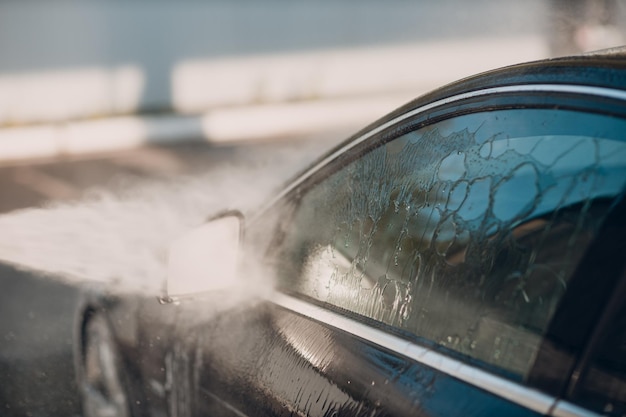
[74,48,626,417]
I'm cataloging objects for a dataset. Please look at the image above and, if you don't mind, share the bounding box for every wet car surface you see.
[74,50,626,417]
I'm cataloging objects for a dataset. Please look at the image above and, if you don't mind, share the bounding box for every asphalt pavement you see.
[0,134,344,417]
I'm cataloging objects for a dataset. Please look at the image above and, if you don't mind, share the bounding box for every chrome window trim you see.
[254,83,626,220]
[272,292,562,415]
[551,400,602,417]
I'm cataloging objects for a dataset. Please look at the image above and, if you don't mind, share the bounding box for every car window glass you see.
[268,108,626,379]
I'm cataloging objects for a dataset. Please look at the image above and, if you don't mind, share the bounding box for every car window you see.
[267,108,626,380]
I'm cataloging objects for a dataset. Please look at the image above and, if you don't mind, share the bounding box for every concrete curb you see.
[0,35,547,125]
[0,93,415,163]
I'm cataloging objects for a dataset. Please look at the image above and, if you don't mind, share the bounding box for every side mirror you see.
[166,211,243,298]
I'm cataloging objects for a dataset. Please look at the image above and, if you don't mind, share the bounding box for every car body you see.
[75,49,626,417]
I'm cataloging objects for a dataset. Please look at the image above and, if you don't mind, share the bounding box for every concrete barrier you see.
[0,0,551,160]
[0,34,548,162]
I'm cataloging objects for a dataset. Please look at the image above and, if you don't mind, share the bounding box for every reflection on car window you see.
[269,109,626,379]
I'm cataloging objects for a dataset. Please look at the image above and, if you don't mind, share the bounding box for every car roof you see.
[370,47,626,134]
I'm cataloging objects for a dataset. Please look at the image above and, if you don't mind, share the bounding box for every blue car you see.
[76,48,626,417]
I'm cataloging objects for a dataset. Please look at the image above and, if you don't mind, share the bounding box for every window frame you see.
[248,82,626,410]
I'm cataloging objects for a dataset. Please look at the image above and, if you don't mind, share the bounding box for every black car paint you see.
[109,294,544,417]
[192,302,544,417]
[75,51,626,417]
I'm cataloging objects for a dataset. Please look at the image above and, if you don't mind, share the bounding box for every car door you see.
[191,63,626,416]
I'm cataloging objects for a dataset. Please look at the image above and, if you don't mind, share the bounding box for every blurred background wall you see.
[0,0,547,124]
[0,0,624,151]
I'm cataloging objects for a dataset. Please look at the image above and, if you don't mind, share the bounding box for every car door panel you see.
[192,301,545,416]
